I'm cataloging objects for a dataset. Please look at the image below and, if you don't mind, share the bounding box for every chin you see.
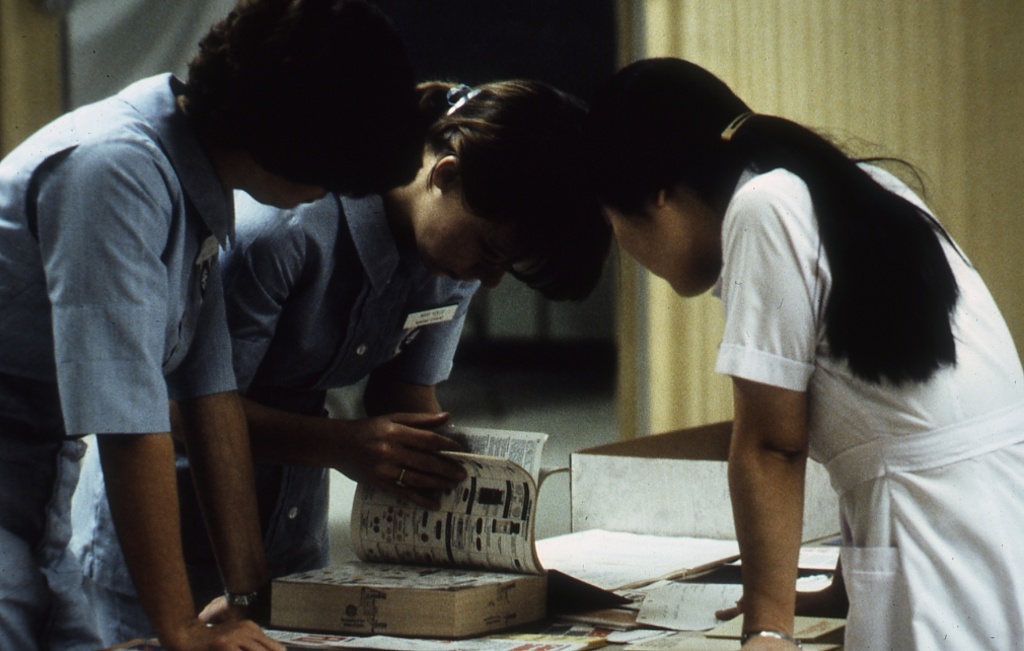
[671,278,715,298]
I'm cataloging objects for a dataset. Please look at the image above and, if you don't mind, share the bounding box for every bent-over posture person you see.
[586,57,1024,650]
[1,1,424,649]
[73,78,612,643]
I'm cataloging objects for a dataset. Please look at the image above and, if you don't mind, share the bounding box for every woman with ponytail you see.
[73,78,611,646]
[586,57,1024,649]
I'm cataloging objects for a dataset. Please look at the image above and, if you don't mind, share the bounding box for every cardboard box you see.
[570,421,839,541]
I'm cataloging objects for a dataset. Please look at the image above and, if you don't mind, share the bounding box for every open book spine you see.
[350,452,544,575]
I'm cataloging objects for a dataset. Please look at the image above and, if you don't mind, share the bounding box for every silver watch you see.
[741,630,802,648]
[224,590,261,607]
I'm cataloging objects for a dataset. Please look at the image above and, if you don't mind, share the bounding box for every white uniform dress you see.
[714,167,1024,650]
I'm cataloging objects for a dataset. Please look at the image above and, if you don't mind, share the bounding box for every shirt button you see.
[287,507,299,520]
[356,345,368,356]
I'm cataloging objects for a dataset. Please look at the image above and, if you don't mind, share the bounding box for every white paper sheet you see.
[536,529,740,590]
[636,581,744,631]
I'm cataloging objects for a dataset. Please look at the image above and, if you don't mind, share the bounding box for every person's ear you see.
[428,155,460,193]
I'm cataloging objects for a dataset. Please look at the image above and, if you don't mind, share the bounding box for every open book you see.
[350,426,549,574]
[271,427,619,638]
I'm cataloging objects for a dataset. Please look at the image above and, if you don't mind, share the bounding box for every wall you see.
[620,1,1024,434]
[64,0,236,108]
[0,0,63,156]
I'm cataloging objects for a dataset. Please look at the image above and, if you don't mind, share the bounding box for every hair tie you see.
[721,111,755,142]
[446,84,482,116]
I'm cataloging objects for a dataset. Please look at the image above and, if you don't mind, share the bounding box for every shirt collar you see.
[341,194,404,295]
[117,74,234,245]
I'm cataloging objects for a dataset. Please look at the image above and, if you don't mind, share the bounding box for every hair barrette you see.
[721,111,755,142]
[447,84,482,116]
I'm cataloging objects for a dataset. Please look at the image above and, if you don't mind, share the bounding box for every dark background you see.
[371,0,618,102]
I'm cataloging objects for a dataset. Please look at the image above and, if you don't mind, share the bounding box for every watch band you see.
[224,589,261,608]
[741,629,803,648]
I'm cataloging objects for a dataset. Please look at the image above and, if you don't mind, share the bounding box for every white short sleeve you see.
[714,170,827,392]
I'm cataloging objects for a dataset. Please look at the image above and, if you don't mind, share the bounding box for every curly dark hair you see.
[184,0,423,196]
[415,80,611,301]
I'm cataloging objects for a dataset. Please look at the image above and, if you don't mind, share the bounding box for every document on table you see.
[536,529,740,590]
[635,580,744,631]
[267,630,601,650]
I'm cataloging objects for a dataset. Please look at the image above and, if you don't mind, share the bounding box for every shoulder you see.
[723,168,819,253]
[235,193,342,250]
[728,168,814,223]
[40,106,177,207]
[227,194,344,281]
[62,137,172,188]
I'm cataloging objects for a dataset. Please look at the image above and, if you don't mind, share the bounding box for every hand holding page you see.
[271,428,554,638]
[351,449,544,574]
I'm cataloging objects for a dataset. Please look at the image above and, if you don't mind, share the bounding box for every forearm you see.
[240,376,442,466]
[242,396,357,466]
[178,391,267,600]
[242,380,461,509]
[363,372,441,416]
[729,377,809,639]
[97,433,197,643]
[729,436,807,632]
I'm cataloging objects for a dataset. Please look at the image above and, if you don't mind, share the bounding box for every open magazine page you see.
[351,451,543,574]
[441,426,548,481]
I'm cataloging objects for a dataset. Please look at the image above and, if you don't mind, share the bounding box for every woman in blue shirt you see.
[0,1,422,650]
[74,79,611,643]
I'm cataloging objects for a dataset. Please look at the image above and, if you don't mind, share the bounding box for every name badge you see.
[403,305,458,329]
[196,235,220,266]
[194,235,220,296]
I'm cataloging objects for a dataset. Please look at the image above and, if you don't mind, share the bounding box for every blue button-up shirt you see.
[224,192,478,415]
[0,73,236,439]
[74,191,479,597]
[220,193,479,580]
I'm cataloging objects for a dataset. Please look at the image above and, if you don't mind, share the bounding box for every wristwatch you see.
[741,630,803,648]
[224,589,261,608]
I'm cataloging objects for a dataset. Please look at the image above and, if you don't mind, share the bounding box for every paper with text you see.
[351,428,548,574]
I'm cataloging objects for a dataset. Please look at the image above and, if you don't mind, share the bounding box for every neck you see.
[382,184,417,253]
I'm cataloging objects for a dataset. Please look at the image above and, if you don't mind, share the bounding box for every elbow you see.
[759,441,809,463]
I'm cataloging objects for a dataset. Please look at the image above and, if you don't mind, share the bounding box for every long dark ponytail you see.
[587,58,959,384]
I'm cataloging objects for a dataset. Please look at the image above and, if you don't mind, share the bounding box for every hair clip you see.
[721,111,755,142]
[446,84,482,116]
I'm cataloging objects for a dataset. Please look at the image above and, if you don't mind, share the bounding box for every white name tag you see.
[403,305,458,329]
[196,235,220,266]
